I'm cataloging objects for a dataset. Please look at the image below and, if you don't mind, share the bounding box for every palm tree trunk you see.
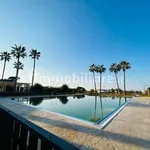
[14,68,19,91]
[115,72,120,95]
[1,59,6,79]
[124,70,126,95]
[31,58,36,87]
[100,73,102,95]
[14,58,19,91]
[93,72,97,93]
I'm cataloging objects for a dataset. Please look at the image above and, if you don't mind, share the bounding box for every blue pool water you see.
[12,95,130,123]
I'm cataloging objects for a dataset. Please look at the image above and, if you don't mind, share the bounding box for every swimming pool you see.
[12,95,130,123]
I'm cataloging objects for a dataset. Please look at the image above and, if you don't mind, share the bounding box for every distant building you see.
[0,79,30,92]
[97,89,109,93]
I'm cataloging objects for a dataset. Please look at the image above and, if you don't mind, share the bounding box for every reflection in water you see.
[118,97,129,106]
[57,96,68,104]
[11,95,130,123]
[91,96,105,122]
[75,95,85,99]
[100,96,104,118]
[90,96,128,123]
[91,96,97,122]
[94,96,97,122]
[119,97,121,106]
[29,97,44,106]
[125,97,127,102]
[112,96,115,99]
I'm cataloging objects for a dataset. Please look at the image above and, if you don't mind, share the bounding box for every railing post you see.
[0,110,13,150]
[19,126,28,150]
[28,132,38,150]
[12,121,20,150]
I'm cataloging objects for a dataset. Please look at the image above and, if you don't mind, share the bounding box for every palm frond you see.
[11,44,27,59]
[13,61,24,70]
[29,49,41,59]
[89,64,96,72]
[109,63,120,73]
[96,64,106,73]
[0,51,11,61]
[120,60,131,71]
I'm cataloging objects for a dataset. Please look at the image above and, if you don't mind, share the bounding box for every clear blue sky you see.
[0,0,150,91]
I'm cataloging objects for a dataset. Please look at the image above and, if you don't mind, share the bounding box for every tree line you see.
[29,83,86,95]
[89,61,131,95]
[0,44,41,90]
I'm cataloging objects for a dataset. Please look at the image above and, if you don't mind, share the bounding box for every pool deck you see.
[0,97,150,150]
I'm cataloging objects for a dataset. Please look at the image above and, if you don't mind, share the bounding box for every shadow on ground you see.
[128,102,150,108]
[29,114,150,149]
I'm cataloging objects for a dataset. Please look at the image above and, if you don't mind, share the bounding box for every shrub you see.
[30,83,44,94]
[60,84,69,93]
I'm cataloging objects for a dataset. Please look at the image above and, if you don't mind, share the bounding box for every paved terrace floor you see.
[0,97,150,150]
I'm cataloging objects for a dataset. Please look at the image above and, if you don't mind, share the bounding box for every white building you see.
[97,89,109,93]
[0,80,30,92]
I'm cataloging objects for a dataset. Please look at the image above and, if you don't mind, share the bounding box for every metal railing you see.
[0,105,79,150]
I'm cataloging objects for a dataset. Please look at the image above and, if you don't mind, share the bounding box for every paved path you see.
[99,97,150,150]
[0,97,150,150]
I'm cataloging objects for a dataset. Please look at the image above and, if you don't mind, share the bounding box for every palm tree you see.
[14,61,24,70]
[29,49,41,87]
[11,45,27,89]
[120,61,131,95]
[0,52,11,79]
[95,65,106,94]
[89,64,97,92]
[109,63,121,95]
[13,62,24,91]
